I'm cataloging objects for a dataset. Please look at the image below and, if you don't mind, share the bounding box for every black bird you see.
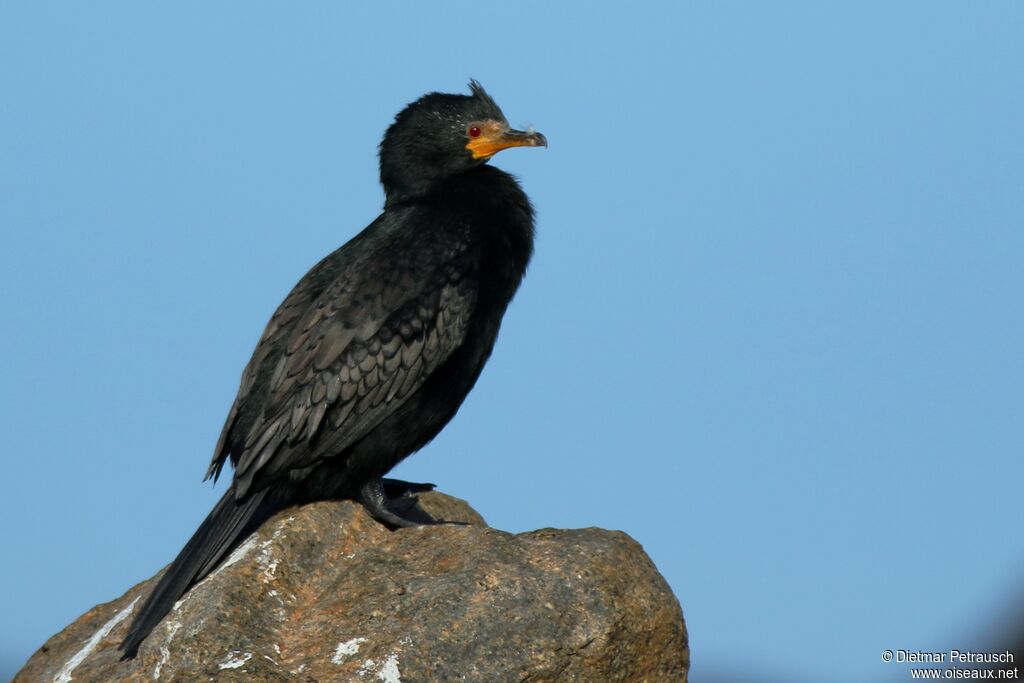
[120,81,546,658]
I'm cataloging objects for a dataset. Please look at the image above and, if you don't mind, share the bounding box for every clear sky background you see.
[2,3,1022,682]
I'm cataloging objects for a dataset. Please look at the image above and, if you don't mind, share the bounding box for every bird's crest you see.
[468,79,499,111]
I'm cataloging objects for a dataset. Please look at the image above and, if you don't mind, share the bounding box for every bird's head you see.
[379,80,547,205]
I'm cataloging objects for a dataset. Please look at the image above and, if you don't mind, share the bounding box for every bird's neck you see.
[451,166,536,312]
[381,158,483,208]
[444,165,534,257]
[382,178,434,208]
[388,164,535,304]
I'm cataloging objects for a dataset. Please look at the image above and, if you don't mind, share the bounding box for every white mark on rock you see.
[377,653,402,682]
[218,651,253,670]
[216,536,259,575]
[54,596,139,683]
[153,621,181,680]
[358,659,377,676]
[331,637,367,664]
[258,539,279,582]
[184,534,259,610]
[169,536,259,617]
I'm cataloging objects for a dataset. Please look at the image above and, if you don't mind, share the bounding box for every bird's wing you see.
[205,245,345,483]
[208,226,477,498]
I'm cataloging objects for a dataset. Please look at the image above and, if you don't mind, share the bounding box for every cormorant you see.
[119,81,546,658]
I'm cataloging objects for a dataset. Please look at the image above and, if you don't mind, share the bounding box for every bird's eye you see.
[468,125,482,138]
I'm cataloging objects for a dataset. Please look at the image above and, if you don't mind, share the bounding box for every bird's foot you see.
[360,478,458,528]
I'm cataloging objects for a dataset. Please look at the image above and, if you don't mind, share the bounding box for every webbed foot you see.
[360,478,461,528]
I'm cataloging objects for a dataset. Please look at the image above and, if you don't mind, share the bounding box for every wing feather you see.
[207,219,477,497]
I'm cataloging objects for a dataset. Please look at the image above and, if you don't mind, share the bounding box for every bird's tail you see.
[119,486,275,659]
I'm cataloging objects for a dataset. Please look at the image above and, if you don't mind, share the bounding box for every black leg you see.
[358,478,445,528]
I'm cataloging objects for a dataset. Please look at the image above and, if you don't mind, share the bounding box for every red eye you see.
[468,125,482,138]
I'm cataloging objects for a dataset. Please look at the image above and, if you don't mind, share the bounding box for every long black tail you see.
[119,486,275,658]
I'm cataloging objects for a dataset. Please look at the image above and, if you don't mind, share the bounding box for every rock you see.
[15,492,689,682]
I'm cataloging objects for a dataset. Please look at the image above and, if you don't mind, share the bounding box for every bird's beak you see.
[467,125,548,160]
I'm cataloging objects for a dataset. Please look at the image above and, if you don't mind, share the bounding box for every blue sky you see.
[2,3,1022,681]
